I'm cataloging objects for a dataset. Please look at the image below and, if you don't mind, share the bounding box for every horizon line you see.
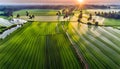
[0,3,120,6]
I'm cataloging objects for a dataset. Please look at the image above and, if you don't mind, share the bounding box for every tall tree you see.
[78,10,83,23]
[32,15,35,18]
[26,11,29,16]
[16,14,20,18]
[88,14,92,21]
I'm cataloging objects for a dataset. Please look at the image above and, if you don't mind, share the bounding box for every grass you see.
[104,18,120,25]
[0,21,83,69]
[104,18,120,29]
[13,9,58,16]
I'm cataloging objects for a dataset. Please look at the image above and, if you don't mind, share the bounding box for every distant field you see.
[0,22,82,69]
[104,18,120,25]
[2,9,120,26]
[86,9,120,26]
[13,9,58,16]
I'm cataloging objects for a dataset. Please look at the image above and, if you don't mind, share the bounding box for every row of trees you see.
[77,10,99,26]
[0,8,13,17]
[0,8,35,19]
[56,8,74,19]
[16,11,35,19]
[95,11,120,19]
[25,11,35,19]
[56,8,100,26]
[78,10,93,22]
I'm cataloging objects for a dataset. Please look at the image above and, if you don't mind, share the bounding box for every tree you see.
[32,15,35,18]
[3,8,13,17]
[97,12,101,16]
[16,14,20,18]
[95,12,97,15]
[56,11,61,16]
[26,11,29,16]
[29,15,32,19]
[78,11,83,19]
[88,14,92,21]
[95,22,99,26]
[63,9,69,19]
[78,10,83,23]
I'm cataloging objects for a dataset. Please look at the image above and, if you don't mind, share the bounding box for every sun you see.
[78,0,83,3]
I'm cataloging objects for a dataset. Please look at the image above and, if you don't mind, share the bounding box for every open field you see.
[104,18,120,25]
[87,9,120,26]
[13,9,120,26]
[67,22,120,69]
[0,8,120,69]
[0,22,83,69]
[13,9,58,16]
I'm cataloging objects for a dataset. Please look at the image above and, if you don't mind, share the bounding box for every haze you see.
[0,0,120,5]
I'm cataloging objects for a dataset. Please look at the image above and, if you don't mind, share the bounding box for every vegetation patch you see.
[0,22,83,69]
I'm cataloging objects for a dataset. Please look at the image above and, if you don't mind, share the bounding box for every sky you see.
[0,0,120,5]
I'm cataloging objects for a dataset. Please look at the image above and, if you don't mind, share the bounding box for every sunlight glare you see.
[78,0,83,3]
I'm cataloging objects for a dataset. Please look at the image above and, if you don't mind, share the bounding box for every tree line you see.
[95,11,120,19]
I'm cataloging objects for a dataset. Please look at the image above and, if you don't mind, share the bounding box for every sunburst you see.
[78,0,83,3]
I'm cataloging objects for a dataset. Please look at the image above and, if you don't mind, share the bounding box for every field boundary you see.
[61,24,89,69]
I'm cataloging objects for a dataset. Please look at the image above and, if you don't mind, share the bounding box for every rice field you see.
[104,18,120,25]
[0,22,83,69]
[13,9,58,16]
[0,9,120,69]
[67,22,120,69]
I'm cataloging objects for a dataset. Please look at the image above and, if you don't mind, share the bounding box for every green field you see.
[0,9,120,69]
[104,18,120,25]
[13,9,58,16]
[67,22,120,69]
[0,22,83,69]
[5,9,120,26]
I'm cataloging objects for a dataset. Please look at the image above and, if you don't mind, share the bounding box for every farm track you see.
[0,22,82,69]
